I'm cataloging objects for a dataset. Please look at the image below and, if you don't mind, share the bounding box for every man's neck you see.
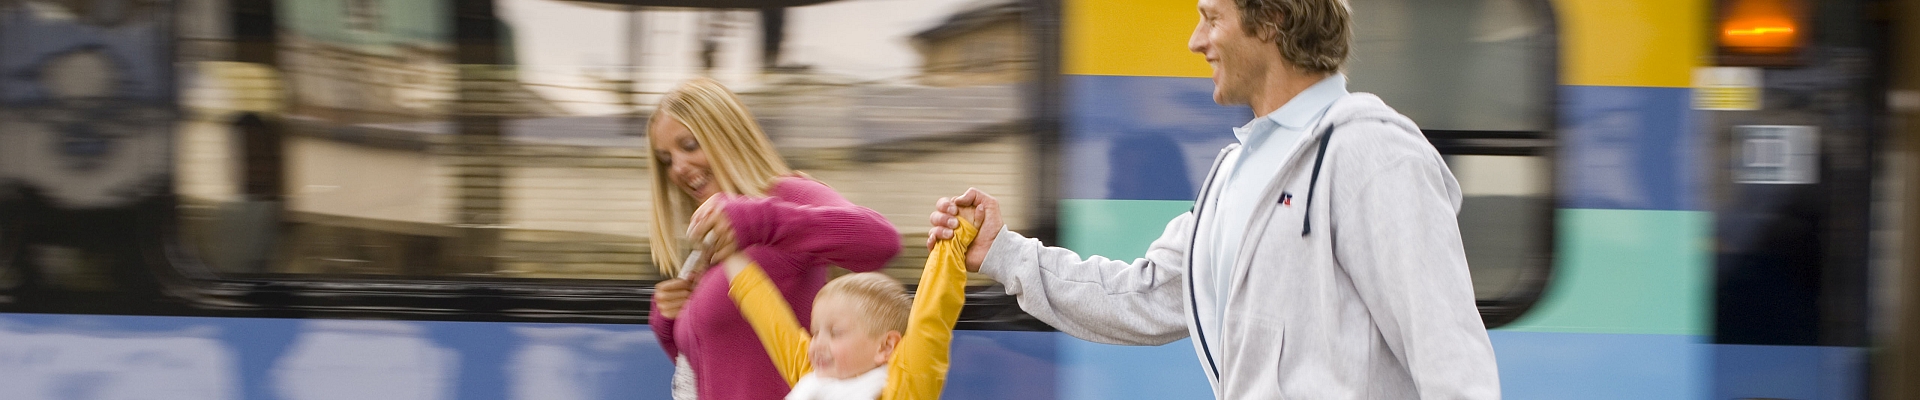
[1248,70,1332,116]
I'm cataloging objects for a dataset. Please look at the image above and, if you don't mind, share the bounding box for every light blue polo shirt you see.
[1202,74,1348,346]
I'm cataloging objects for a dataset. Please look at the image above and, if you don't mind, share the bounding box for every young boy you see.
[718,213,978,400]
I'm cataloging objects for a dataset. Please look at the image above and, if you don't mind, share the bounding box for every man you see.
[926,0,1500,398]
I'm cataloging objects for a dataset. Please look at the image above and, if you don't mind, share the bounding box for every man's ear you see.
[1242,7,1284,44]
[875,330,903,365]
[1255,19,1282,43]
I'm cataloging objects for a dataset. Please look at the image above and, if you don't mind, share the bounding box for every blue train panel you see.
[1712,344,1866,400]
[0,313,1067,400]
[1063,75,1248,201]
[1558,86,1707,211]
[1490,331,1707,400]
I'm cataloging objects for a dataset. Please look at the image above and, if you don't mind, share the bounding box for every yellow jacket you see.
[728,219,977,400]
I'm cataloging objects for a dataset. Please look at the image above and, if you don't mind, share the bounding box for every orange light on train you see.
[1716,0,1807,66]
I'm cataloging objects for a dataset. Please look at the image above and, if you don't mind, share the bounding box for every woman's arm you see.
[649,307,678,358]
[649,278,691,358]
[722,179,901,274]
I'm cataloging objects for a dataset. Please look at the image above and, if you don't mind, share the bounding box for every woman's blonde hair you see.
[648,77,793,275]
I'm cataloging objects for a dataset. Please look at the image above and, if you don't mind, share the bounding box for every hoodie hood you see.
[1317,92,1424,142]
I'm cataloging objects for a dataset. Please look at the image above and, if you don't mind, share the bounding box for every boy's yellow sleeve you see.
[727,263,814,386]
[885,218,977,400]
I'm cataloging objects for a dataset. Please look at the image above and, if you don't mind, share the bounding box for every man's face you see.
[1189,0,1276,106]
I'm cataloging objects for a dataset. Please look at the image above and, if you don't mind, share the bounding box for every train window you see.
[1347,0,1557,322]
[1348,0,1550,132]
[173,0,1043,295]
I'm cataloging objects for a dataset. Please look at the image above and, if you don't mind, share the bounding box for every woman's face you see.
[650,114,718,202]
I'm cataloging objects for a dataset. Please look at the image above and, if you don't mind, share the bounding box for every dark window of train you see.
[1346,0,1558,326]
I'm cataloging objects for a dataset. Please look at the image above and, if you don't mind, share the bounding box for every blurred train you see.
[1,0,1915,399]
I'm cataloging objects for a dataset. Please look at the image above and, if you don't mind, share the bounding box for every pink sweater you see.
[650,177,900,400]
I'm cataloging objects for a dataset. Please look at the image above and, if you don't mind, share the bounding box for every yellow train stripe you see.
[1066,0,1709,88]
[1557,0,1707,87]
[1065,0,1212,77]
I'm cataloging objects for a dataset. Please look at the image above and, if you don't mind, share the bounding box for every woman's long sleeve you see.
[724,179,900,276]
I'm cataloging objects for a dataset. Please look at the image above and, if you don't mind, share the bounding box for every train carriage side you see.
[0,0,1900,399]
[1048,0,1885,399]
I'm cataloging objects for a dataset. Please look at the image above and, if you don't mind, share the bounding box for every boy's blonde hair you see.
[647,77,794,275]
[817,272,911,335]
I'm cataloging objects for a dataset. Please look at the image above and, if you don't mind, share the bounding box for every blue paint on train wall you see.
[0,313,671,400]
[1057,338,1211,400]
[944,330,1062,399]
[0,313,1066,400]
[1712,344,1866,400]
[1489,330,1707,399]
[1049,330,1778,400]
[1558,85,1707,211]
[1063,75,1247,201]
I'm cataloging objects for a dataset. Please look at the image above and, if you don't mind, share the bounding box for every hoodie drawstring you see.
[1299,124,1336,236]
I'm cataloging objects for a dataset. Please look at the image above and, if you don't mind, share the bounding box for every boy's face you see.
[809,295,899,380]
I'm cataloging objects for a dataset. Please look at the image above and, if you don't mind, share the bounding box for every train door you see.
[1882,0,1920,397]
[1704,0,1890,398]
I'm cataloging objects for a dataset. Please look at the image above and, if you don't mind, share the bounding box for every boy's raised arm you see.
[888,216,977,398]
[722,255,813,386]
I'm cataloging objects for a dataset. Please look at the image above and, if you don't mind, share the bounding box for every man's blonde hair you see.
[648,77,794,275]
[1236,0,1351,74]
[818,272,911,335]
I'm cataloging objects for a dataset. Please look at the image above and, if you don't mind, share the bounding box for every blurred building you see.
[171,0,1039,283]
[911,0,1030,87]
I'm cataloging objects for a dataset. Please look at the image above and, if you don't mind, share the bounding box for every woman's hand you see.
[654,278,693,319]
[688,195,738,266]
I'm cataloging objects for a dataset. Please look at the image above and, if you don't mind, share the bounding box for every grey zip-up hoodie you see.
[978,93,1500,399]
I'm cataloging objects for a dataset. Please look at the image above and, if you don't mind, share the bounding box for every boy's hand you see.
[928,188,1000,272]
[720,252,755,280]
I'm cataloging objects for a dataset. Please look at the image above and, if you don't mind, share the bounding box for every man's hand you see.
[928,188,1002,272]
[654,278,692,319]
[688,195,738,266]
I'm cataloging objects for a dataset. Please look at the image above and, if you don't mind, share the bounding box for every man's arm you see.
[976,217,1194,345]
[933,189,1190,346]
[1332,148,1500,399]
[990,225,1198,346]
[932,189,1192,345]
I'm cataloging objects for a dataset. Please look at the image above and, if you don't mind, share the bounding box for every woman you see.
[647,77,900,400]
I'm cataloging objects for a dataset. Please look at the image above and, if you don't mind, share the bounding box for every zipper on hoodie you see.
[1187,145,1235,382]
[1191,122,1339,384]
